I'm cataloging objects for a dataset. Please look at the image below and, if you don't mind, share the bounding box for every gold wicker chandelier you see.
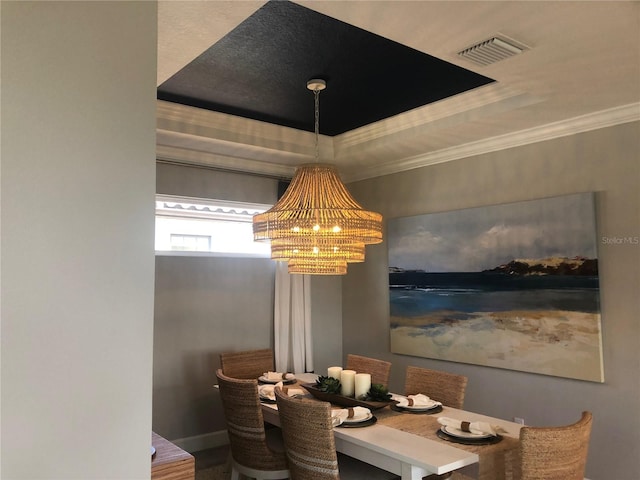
[252,79,383,275]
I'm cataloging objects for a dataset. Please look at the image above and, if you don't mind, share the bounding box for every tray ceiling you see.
[157,1,640,181]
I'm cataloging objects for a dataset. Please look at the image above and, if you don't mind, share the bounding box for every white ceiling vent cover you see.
[458,36,526,66]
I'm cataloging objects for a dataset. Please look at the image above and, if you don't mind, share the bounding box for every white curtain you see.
[274,262,314,374]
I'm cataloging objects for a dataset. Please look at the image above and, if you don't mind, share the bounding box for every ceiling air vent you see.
[458,36,526,66]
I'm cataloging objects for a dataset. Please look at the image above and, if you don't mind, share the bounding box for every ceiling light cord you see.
[314,87,320,162]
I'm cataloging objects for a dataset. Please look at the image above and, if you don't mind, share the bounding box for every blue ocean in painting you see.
[389,272,600,318]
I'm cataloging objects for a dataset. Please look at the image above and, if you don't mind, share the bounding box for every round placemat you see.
[390,403,443,415]
[336,415,378,428]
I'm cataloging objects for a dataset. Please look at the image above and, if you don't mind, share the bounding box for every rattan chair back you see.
[220,348,275,379]
[520,411,593,479]
[345,354,391,388]
[404,365,468,409]
[275,387,341,480]
[215,369,289,477]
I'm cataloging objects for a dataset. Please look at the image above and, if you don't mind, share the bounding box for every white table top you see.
[261,371,522,479]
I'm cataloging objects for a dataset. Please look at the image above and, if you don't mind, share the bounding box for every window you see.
[169,234,211,252]
[155,194,272,257]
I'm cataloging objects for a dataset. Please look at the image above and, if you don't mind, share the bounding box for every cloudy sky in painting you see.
[387,193,598,272]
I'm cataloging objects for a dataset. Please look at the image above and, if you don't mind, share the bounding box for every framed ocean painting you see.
[388,192,604,382]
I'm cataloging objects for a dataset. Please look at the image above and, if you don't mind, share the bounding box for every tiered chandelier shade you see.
[288,259,348,275]
[252,79,383,275]
[252,164,383,245]
[270,239,366,263]
[253,164,381,274]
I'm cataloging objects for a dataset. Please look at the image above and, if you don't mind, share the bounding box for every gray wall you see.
[157,162,275,203]
[153,255,276,440]
[154,164,278,441]
[344,121,640,479]
[153,164,344,446]
[1,2,157,478]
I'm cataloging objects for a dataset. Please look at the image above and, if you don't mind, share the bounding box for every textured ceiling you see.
[157,0,494,136]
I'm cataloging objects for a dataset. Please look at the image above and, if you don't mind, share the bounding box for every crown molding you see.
[335,83,539,150]
[157,100,322,159]
[156,99,639,182]
[156,143,297,179]
[342,102,640,182]
[157,100,334,176]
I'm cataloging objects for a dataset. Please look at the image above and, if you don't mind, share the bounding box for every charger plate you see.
[390,403,443,415]
[336,415,378,428]
[259,375,297,385]
[436,428,503,445]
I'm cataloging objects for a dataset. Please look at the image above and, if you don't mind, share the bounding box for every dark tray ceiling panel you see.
[158,0,494,136]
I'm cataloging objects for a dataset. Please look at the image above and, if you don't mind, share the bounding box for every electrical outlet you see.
[514,417,525,425]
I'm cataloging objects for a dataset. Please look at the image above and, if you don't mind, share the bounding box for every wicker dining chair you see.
[404,366,468,409]
[520,411,593,479]
[216,369,290,480]
[274,386,339,479]
[274,387,399,480]
[220,348,275,379]
[403,367,470,480]
[345,354,392,388]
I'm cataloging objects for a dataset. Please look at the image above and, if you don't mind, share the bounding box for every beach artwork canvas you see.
[388,192,604,382]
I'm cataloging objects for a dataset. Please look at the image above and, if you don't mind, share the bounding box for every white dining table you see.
[261,372,523,480]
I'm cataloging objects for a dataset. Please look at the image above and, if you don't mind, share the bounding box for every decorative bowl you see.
[301,383,392,410]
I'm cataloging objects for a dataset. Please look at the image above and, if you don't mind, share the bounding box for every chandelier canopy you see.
[252,79,383,275]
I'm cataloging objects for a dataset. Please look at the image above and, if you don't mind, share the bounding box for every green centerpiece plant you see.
[315,375,342,394]
[363,383,392,402]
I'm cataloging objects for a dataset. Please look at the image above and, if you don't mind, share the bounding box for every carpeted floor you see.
[195,463,231,480]
[193,446,231,480]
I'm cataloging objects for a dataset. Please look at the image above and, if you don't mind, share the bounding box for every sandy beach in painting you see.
[390,309,604,382]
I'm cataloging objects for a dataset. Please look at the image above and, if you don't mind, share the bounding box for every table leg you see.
[401,462,430,480]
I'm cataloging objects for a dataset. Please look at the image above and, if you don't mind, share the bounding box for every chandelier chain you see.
[314,88,320,161]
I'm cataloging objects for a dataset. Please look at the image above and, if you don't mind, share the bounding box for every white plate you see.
[398,402,440,411]
[258,375,296,384]
[343,412,373,424]
[442,425,494,439]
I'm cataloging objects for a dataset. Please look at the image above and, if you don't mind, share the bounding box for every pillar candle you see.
[340,370,356,397]
[354,373,372,400]
[327,366,343,380]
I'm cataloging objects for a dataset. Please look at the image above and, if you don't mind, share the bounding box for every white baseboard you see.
[171,429,230,453]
